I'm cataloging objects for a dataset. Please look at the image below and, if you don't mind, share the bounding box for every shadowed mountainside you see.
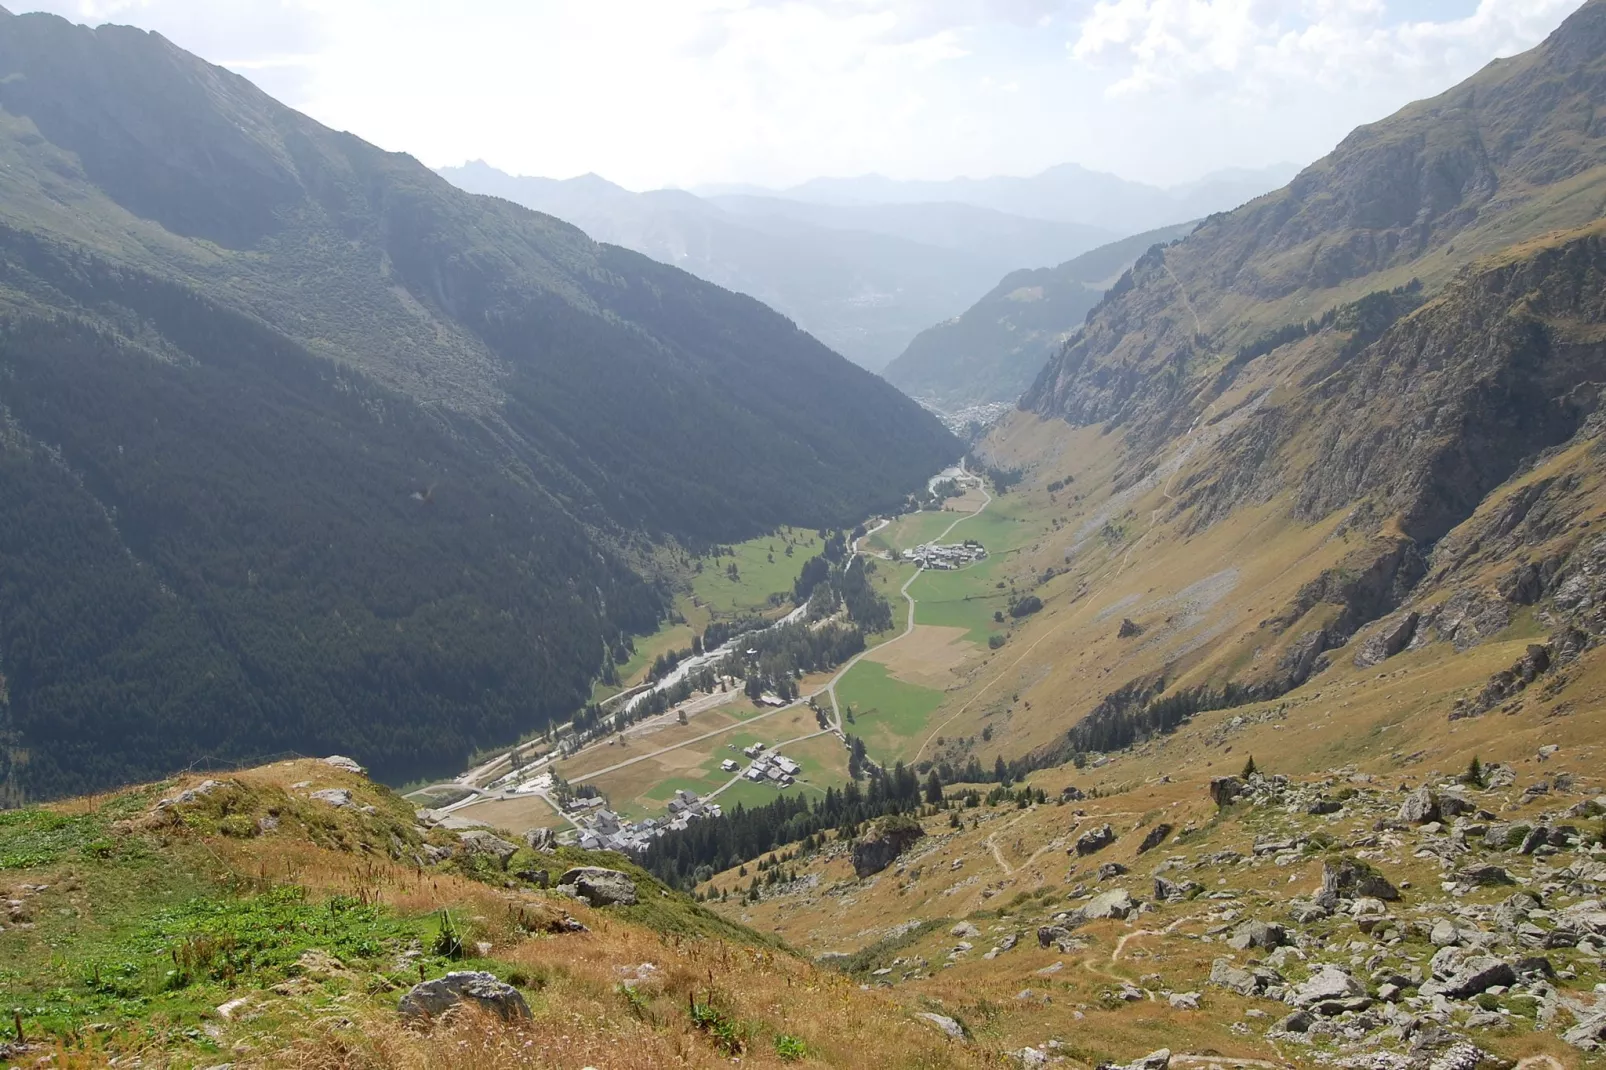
[0,11,958,799]
[884,222,1196,410]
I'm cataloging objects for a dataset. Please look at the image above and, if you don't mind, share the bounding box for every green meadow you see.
[690,526,822,615]
[836,660,947,763]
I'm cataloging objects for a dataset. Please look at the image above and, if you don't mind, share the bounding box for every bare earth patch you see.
[865,625,978,689]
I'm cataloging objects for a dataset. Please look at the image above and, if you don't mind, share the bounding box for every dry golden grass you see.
[864,625,978,690]
[236,913,990,1070]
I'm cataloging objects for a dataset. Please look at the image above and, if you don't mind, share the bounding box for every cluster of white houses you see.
[570,788,722,854]
[717,741,803,787]
[905,540,987,570]
[558,739,809,855]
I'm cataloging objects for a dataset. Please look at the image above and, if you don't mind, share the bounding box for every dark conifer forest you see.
[0,13,957,800]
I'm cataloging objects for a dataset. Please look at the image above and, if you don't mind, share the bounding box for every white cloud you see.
[9,0,1589,188]
[1072,0,1582,99]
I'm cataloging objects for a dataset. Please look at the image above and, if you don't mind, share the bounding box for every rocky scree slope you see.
[0,10,958,800]
[704,754,1606,1066]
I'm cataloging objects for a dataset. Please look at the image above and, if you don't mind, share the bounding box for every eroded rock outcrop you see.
[852,816,925,878]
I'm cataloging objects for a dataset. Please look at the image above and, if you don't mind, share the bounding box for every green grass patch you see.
[0,808,114,869]
[910,577,1013,642]
[714,778,824,814]
[689,527,820,615]
[873,511,966,555]
[836,661,946,762]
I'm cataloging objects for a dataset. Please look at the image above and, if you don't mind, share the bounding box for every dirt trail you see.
[913,624,1055,761]
[1164,258,1204,338]
[1111,913,1199,962]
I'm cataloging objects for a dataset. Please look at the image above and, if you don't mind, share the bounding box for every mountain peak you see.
[1544,0,1606,66]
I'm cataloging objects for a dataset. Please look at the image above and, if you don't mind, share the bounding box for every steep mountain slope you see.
[732,161,1298,232]
[1026,0,1606,436]
[0,11,957,800]
[883,222,1196,409]
[437,162,1114,372]
[964,0,1606,768]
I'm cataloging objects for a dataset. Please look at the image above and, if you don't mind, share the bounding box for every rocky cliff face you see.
[1023,0,1606,445]
[991,2,1606,763]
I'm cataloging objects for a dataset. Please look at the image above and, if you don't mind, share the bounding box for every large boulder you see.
[1436,956,1516,1000]
[398,971,531,1021]
[852,816,925,878]
[1227,920,1287,951]
[1322,858,1399,901]
[557,866,638,907]
[1456,864,1513,886]
[1209,777,1245,808]
[1083,889,1138,921]
[1293,966,1364,1007]
[1137,823,1173,854]
[1074,824,1117,856]
[1398,786,1440,825]
[1038,925,1076,949]
[1208,958,1262,996]
[457,830,519,865]
[1565,1011,1606,1051]
[914,1012,965,1040]
[523,827,556,852]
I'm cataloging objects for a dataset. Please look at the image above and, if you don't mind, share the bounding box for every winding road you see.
[427,462,997,828]
[571,463,992,789]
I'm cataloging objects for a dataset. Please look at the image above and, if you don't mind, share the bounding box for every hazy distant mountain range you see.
[883,221,1199,410]
[438,161,1295,372]
[693,162,1300,233]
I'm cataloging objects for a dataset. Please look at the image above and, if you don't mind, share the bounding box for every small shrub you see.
[690,996,746,1055]
[432,910,465,959]
[775,1034,807,1061]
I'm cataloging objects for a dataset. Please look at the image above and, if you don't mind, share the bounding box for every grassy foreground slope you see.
[0,758,989,1069]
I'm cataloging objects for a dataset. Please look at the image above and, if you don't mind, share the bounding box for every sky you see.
[14,0,1589,191]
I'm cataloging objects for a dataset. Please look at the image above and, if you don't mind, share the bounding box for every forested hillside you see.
[438,162,1116,372]
[0,10,958,801]
[884,222,1195,409]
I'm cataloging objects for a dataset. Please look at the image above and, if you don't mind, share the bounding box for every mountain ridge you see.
[702,161,1300,232]
[0,10,957,799]
[437,160,1119,372]
[883,221,1198,410]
